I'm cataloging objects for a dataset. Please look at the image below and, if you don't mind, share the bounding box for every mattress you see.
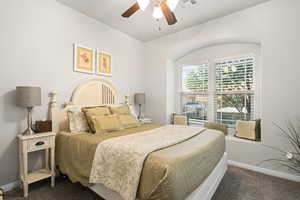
[55,123,225,200]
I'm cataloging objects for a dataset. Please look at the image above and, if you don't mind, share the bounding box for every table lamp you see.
[16,86,41,135]
[134,93,145,119]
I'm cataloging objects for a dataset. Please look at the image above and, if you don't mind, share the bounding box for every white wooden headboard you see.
[49,79,119,133]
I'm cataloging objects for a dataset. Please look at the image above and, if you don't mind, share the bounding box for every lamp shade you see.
[134,93,145,105]
[16,86,41,107]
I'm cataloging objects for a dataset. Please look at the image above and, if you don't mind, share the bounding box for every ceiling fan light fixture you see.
[167,0,180,11]
[152,6,163,19]
[137,0,150,11]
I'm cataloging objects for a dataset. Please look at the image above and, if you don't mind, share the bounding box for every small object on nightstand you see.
[139,118,152,123]
[35,120,52,133]
[17,132,56,197]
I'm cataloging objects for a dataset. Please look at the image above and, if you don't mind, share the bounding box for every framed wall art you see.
[96,50,112,76]
[73,44,95,74]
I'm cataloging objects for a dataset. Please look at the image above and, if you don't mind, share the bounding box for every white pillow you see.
[67,106,89,132]
[129,105,138,119]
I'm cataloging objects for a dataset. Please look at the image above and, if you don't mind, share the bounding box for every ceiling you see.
[57,0,270,42]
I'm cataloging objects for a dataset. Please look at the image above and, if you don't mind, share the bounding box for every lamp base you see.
[22,127,35,136]
[22,107,36,136]
[138,104,143,120]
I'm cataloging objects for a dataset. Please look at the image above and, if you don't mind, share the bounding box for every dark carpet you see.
[4,166,300,200]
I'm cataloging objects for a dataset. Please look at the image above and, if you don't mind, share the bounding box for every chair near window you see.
[172,113,188,126]
[235,119,261,141]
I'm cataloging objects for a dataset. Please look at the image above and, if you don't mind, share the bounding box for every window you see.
[181,64,209,122]
[215,57,254,125]
[179,56,255,125]
[215,58,254,124]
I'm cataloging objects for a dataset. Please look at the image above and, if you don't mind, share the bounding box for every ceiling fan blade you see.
[160,1,177,25]
[122,2,140,18]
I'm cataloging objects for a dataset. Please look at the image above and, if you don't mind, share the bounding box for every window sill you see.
[188,123,261,145]
[188,121,206,126]
[226,135,261,144]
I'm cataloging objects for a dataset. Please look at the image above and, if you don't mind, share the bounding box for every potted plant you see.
[262,121,300,174]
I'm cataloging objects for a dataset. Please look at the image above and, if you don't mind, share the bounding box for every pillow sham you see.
[91,114,124,133]
[118,114,141,128]
[67,107,89,132]
[109,104,138,119]
[235,120,256,140]
[82,106,111,133]
[109,105,130,115]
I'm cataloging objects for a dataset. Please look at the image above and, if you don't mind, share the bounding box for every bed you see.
[49,79,227,200]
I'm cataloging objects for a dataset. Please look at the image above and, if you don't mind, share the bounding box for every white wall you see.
[0,0,145,186]
[145,0,300,174]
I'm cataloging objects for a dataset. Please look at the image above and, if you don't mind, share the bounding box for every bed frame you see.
[49,79,118,133]
[49,78,227,200]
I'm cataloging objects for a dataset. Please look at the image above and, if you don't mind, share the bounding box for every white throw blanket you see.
[89,125,206,200]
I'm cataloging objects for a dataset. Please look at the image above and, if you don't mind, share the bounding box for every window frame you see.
[214,56,256,126]
[178,62,210,124]
[177,54,259,126]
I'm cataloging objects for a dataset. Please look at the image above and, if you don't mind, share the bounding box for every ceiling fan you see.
[121,0,180,25]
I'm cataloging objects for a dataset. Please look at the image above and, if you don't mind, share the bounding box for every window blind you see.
[216,57,254,93]
[182,64,209,93]
[181,64,209,122]
[215,57,255,125]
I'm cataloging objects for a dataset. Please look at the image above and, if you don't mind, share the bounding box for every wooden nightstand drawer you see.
[27,137,50,152]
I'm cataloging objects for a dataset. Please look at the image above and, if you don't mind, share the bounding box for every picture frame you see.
[96,50,112,76]
[73,44,95,74]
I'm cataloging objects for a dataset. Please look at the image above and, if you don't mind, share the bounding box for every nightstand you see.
[139,118,153,123]
[17,132,56,197]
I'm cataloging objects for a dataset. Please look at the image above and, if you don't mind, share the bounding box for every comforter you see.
[56,123,225,200]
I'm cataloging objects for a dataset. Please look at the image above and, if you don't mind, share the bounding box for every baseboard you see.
[228,160,300,183]
[2,161,299,192]
[0,180,20,192]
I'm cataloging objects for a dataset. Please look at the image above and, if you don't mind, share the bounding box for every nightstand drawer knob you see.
[35,141,45,146]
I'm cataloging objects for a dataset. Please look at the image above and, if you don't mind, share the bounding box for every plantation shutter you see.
[216,57,254,92]
[181,64,209,122]
[182,64,209,93]
[215,57,255,124]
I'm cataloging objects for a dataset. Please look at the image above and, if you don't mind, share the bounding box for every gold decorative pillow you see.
[118,114,141,128]
[204,122,228,135]
[235,120,257,140]
[109,105,130,115]
[91,114,124,133]
[172,114,188,126]
[82,106,111,133]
